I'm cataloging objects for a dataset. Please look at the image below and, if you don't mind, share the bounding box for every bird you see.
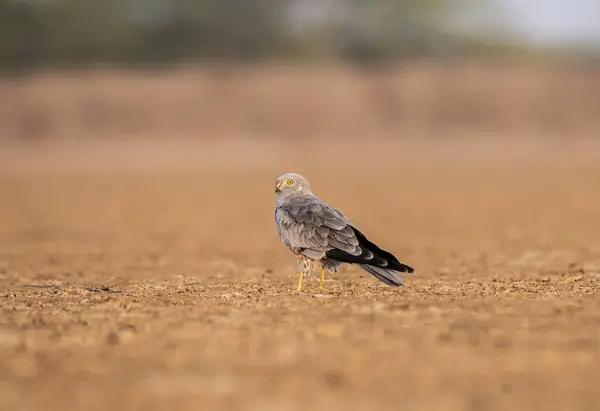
[274,172,414,291]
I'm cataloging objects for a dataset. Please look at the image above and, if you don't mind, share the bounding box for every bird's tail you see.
[324,225,414,287]
[359,264,411,287]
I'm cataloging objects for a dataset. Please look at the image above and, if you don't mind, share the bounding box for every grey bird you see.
[274,173,414,291]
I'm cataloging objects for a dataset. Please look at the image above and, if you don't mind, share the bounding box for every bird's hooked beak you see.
[275,182,282,193]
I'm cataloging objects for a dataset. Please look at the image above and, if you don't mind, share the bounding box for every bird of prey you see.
[274,172,414,291]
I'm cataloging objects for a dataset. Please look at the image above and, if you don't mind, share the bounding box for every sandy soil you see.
[1,140,599,411]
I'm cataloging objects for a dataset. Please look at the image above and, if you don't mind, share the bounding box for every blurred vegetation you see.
[0,0,289,70]
[0,0,565,72]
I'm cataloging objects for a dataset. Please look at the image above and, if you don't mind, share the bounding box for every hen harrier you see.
[274,173,414,291]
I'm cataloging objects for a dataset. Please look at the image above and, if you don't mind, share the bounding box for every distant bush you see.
[0,0,573,71]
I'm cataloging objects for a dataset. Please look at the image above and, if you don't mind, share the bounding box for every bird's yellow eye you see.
[287,179,294,185]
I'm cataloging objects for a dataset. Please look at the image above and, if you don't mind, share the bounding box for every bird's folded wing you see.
[275,199,361,257]
[276,197,413,275]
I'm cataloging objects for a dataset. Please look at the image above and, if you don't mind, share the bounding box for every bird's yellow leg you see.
[319,266,325,289]
[297,271,303,292]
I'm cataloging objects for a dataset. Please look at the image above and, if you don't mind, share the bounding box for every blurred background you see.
[0,0,599,144]
[2,2,600,411]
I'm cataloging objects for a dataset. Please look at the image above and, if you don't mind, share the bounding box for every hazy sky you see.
[504,0,600,45]
[287,0,600,47]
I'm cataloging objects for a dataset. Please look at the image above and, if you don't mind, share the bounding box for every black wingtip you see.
[324,226,415,285]
[399,263,415,274]
[351,227,413,273]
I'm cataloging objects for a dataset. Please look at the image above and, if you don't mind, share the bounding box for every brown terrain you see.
[1,139,599,411]
[1,63,599,142]
[1,66,600,411]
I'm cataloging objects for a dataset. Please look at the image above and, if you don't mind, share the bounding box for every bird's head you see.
[275,173,311,195]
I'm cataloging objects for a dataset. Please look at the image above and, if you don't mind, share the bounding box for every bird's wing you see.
[275,195,360,259]
[276,194,414,286]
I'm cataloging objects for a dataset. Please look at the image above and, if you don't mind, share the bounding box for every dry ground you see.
[1,140,599,411]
